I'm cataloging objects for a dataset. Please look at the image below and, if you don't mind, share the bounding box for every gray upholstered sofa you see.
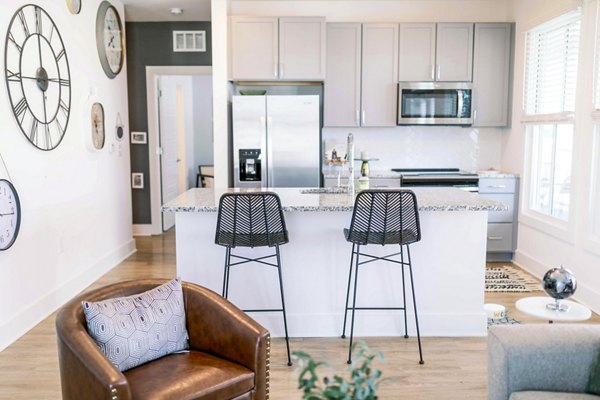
[488,324,600,400]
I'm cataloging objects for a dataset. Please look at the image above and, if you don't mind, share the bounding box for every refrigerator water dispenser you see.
[239,149,262,182]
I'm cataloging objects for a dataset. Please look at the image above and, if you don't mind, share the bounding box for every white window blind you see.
[524,10,581,121]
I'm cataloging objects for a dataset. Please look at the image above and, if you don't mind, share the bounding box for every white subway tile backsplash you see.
[323,126,503,173]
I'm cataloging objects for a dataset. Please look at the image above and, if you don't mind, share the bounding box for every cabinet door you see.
[398,23,436,82]
[436,23,473,81]
[472,23,512,127]
[279,17,326,80]
[361,24,399,127]
[231,17,279,80]
[324,23,362,127]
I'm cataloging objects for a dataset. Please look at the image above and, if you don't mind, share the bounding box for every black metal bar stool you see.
[341,189,424,364]
[215,192,292,366]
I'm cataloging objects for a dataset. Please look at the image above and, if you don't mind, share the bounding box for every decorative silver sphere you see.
[542,266,576,311]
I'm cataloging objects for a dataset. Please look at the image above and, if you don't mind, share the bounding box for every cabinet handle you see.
[488,236,504,240]
[279,63,284,79]
[274,63,278,78]
[487,185,507,189]
[431,65,435,80]
[437,64,441,80]
[355,110,360,126]
[361,110,366,125]
[473,109,477,123]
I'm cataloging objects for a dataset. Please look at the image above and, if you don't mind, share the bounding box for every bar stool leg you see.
[222,247,231,298]
[341,243,356,339]
[347,244,361,364]
[407,245,424,365]
[400,245,408,339]
[275,245,293,366]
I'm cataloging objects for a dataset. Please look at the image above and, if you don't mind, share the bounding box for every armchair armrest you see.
[488,324,600,400]
[183,282,270,399]
[56,298,132,400]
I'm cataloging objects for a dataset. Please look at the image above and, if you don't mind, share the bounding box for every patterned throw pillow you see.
[82,278,189,372]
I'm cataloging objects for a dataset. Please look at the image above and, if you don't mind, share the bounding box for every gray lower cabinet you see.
[478,176,519,261]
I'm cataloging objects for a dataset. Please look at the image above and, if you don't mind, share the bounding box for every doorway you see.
[146,66,213,234]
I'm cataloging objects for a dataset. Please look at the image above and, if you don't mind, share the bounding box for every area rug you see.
[487,316,521,328]
[485,265,540,292]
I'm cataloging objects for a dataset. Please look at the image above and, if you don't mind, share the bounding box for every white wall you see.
[231,0,509,22]
[0,0,134,351]
[504,0,600,315]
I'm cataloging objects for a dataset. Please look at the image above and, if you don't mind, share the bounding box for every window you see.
[523,10,581,222]
[528,124,573,220]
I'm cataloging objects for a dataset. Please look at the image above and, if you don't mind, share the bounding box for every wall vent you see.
[173,31,206,52]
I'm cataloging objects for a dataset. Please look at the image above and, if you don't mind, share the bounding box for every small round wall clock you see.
[91,102,105,150]
[4,4,71,151]
[96,1,124,79]
[0,179,21,251]
[66,0,81,15]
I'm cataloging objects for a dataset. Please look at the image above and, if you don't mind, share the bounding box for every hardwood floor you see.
[0,232,597,399]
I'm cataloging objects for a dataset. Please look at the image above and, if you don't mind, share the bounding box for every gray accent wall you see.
[126,21,212,224]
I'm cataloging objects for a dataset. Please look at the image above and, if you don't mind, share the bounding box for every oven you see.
[392,168,479,192]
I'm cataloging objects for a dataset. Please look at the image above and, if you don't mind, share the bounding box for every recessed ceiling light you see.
[169,8,183,15]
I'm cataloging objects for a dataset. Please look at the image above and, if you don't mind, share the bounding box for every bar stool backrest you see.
[347,189,421,245]
[215,192,289,248]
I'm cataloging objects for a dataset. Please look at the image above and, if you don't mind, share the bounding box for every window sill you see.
[519,209,575,244]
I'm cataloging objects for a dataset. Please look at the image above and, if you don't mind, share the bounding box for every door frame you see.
[144,65,213,235]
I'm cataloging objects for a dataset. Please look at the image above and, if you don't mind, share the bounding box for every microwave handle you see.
[457,90,464,118]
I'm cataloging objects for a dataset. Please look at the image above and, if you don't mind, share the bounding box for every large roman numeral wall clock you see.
[4,4,71,151]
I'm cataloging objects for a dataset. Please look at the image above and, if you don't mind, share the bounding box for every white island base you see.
[167,188,497,338]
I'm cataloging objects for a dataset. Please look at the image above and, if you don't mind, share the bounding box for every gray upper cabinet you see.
[279,17,326,80]
[231,17,279,80]
[472,23,513,127]
[231,16,326,81]
[398,23,473,82]
[324,23,398,127]
[324,23,362,127]
[436,23,473,81]
[398,23,436,82]
[361,24,399,126]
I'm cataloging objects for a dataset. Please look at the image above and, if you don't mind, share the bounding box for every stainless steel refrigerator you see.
[232,95,320,188]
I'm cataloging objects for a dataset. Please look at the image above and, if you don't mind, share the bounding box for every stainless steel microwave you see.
[397,82,473,125]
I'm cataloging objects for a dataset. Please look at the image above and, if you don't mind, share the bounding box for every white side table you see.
[516,296,592,323]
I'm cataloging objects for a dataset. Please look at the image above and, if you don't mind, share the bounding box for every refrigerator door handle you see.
[266,116,274,187]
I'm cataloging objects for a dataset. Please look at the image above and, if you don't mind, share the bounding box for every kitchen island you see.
[162,187,505,337]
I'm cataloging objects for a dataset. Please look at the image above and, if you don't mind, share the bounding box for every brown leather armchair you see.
[56,279,270,400]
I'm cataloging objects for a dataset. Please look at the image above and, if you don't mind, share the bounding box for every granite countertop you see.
[477,170,520,178]
[162,187,507,213]
[324,170,520,179]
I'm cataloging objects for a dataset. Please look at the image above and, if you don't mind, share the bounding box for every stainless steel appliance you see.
[397,82,473,125]
[393,168,479,192]
[232,95,320,188]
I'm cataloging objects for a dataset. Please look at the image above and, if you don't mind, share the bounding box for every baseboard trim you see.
[0,239,136,352]
[133,224,158,236]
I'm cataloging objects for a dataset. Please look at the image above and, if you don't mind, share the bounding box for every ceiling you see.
[122,0,212,22]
